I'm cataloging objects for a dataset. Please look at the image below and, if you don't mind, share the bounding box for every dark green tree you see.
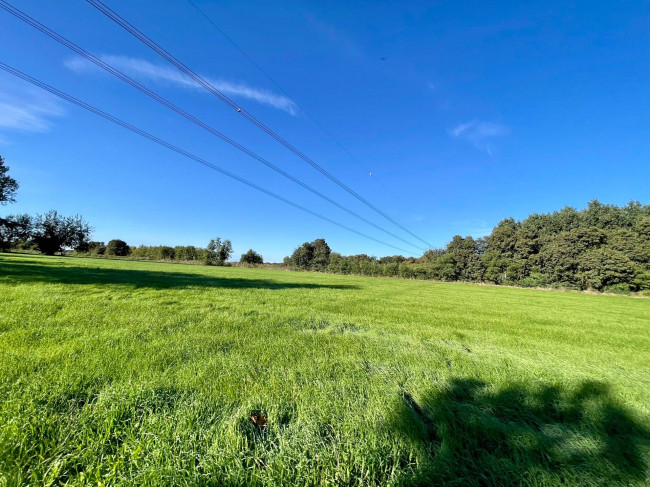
[288,242,314,269]
[240,249,263,264]
[311,238,332,270]
[32,211,92,255]
[0,155,19,205]
[0,214,32,251]
[286,238,331,270]
[106,239,130,256]
[577,248,635,291]
[159,246,175,260]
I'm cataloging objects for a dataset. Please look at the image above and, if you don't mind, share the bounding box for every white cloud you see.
[0,78,64,140]
[65,55,298,115]
[450,120,509,155]
[0,103,53,132]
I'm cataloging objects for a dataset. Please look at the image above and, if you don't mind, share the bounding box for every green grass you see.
[0,253,648,486]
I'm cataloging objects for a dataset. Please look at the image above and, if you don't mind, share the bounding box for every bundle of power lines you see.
[0,0,432,255]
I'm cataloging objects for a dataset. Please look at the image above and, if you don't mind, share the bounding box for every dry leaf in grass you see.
[250,412,268,430]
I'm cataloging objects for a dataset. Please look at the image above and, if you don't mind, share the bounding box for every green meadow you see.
[0,253,648,486]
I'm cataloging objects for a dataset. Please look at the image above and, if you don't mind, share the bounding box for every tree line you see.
[284,200,650,293]
[1,155,265,265]
[2,155,649,292]
[88,239,264,265]
[0,214,266,267]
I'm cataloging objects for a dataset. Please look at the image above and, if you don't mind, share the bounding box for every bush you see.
[106,239,130,256]
[602,283,631,294]
[159,246,175,260]
[240,249,263,264]
[517,272,549,288]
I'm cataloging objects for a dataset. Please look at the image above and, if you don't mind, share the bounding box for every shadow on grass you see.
[394,379,649,486]
[0,256,358,291]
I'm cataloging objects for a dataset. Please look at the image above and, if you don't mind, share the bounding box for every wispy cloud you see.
[0,78,64,141]
[450,120,509,155]
[65,55,298,115]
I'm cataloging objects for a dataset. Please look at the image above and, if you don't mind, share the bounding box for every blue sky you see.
[1,0,649,261]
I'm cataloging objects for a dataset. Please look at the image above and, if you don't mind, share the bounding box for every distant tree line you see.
[284,201,650,293]
[0,220,255,266]
[2,156,648,292]
[76,238,240,266]
[0,213,263,267]
[1,155,265,266]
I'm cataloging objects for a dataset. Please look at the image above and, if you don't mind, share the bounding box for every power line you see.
[186,0,400,198]
[0,0,425,252]
[0,61,416,255]
[86,0,434,249]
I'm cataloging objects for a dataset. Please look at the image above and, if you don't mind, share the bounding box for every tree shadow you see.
[393,378,650,486]
[0,256,358,291]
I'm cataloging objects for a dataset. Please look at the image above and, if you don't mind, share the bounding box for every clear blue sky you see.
[1,0,649,261]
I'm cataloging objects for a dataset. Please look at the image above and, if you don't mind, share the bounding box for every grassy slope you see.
[0,253,648,486]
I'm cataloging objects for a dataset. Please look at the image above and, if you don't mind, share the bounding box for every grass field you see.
[0,253,648,486]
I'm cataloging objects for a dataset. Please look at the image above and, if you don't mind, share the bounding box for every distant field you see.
[0,253,648,486]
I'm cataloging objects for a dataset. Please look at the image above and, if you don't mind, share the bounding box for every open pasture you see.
[0,253,648,486]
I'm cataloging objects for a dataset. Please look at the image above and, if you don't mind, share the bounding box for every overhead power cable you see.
[0,0,425,252]
[186,0,400,198]
[0,61,416,255]
[86,0,434,249]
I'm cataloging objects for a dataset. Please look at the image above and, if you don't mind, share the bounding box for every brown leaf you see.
[250,412,268,430]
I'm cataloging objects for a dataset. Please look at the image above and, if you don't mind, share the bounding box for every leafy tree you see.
[286,238,331,270]
[433,253,458,281]
[443,235,480,280]
[32,211,92,255]
[577,248,635,291]
[0,155,19,205]
[381,254,409,264]
[487,218,518,258]
[205,238,232,265]
[106,239,130,256]
[583,200,623,230]
[311,238,332,270]
[288,242,314,269]
[240,249,263,264]
[0,214,32,251]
